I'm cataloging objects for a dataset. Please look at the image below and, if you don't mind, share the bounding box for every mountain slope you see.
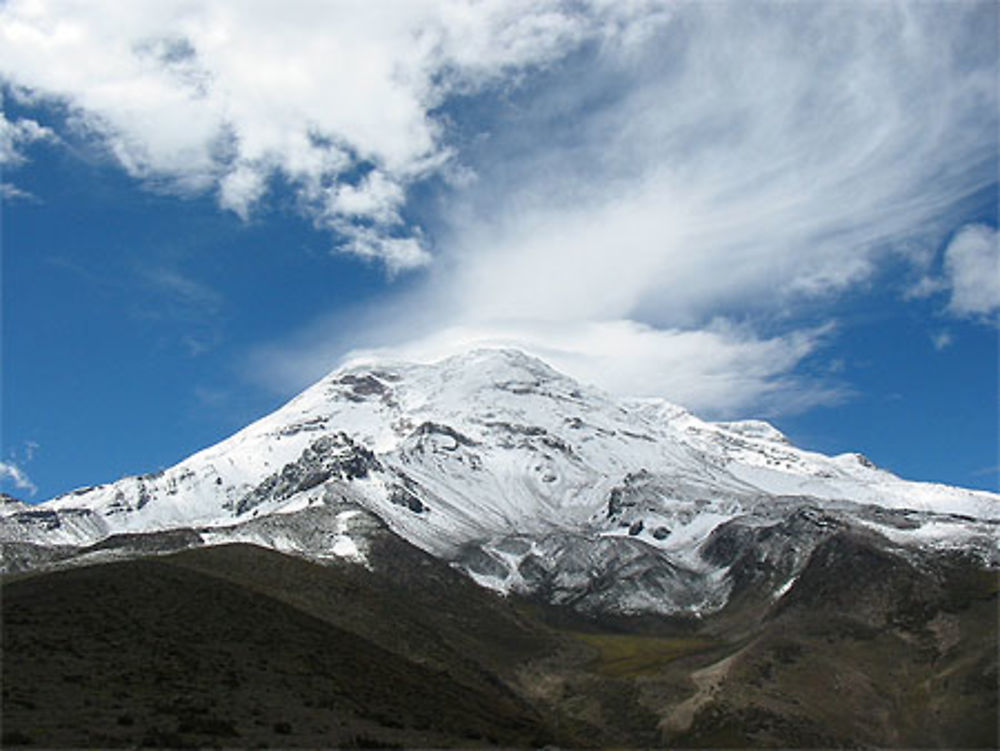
[3,538,995,749]
[2,348,996,616]
[1,542,568,749]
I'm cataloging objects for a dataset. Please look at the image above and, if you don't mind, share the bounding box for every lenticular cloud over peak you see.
[1,1,997,491]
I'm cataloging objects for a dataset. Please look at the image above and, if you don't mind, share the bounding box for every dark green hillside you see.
[2,530,997,749]
[1,545,565,749]
[670,533,999,749]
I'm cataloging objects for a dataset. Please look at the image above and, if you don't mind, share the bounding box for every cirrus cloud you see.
[2,1,996,417]
[0,460,36,496]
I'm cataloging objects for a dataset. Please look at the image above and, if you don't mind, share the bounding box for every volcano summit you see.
[2,349,997,748]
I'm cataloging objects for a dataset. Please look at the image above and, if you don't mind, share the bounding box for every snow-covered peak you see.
[713,419,790,445]
[621,396,693,425]
[340,347,565,381]
[7,348,998,562]
[338,348,590,411]
[4,347,998,614]
[1,493,31,514]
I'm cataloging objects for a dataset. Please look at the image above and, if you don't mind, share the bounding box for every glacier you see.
[3,348,996,615]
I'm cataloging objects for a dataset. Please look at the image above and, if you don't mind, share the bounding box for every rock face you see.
[2,348,997,616]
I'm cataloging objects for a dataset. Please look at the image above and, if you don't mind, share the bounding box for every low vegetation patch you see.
[572,633,717,677]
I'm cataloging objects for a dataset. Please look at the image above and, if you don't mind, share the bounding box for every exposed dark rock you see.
[859,504,923,530]
[607,487,633,518]
[773,531,938,629]
[484,421,547,436]
[701,520,758,567]
[14,510,62,530]
[620,429,655,442]
[495,379,541,395]
[539,434,574,455]
[410,422,479,449]
[459,546,509,580]
[853,452,877,469]
[517,554,548,590]
[278,415,329,436]
[136,484,151,509]
[86,528,205,556]
[484,421,575,457]
[236,434,382,515]
[698,506,858,614]
[493,537,532,556]
[389,486,426,513]
[333,373,389,401]
[606,470,658,519]
[0,541,82,573]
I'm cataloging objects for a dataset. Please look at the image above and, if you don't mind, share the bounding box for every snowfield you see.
[3,348,997,613]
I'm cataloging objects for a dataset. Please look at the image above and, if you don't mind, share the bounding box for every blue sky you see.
[1,1,997,501]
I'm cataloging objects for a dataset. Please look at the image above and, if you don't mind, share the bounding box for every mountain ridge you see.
[3,348,997,616]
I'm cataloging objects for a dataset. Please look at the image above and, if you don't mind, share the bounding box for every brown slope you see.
[668,531,999,749]
[1,546,564,749]
[3,529,996,749]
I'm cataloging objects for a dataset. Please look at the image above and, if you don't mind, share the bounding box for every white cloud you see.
[1,181,35,201]
[432,3,997,327]
[2,2,996,416]
[217,162,267,220]
[930,330,954,351]
[345,319,846,417]
[904,275,949,302]
[254,315,844,418]
[0,0,666,269]
[943,224,999,318]
[341,230,432,274]
[0,106,56,165]
[904,224,999,325]
[328,2,992,413]
[325,170,406,226]
[0,460,36,496]
[0,98,56,197]
[142,267,224,313]
[244,1,994,416]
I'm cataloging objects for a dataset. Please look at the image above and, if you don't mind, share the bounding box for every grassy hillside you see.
[3,529,996,748]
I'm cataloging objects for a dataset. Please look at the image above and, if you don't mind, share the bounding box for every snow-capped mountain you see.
[3,349,997,614]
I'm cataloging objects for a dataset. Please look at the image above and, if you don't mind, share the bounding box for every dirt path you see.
[658,647,743,735]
